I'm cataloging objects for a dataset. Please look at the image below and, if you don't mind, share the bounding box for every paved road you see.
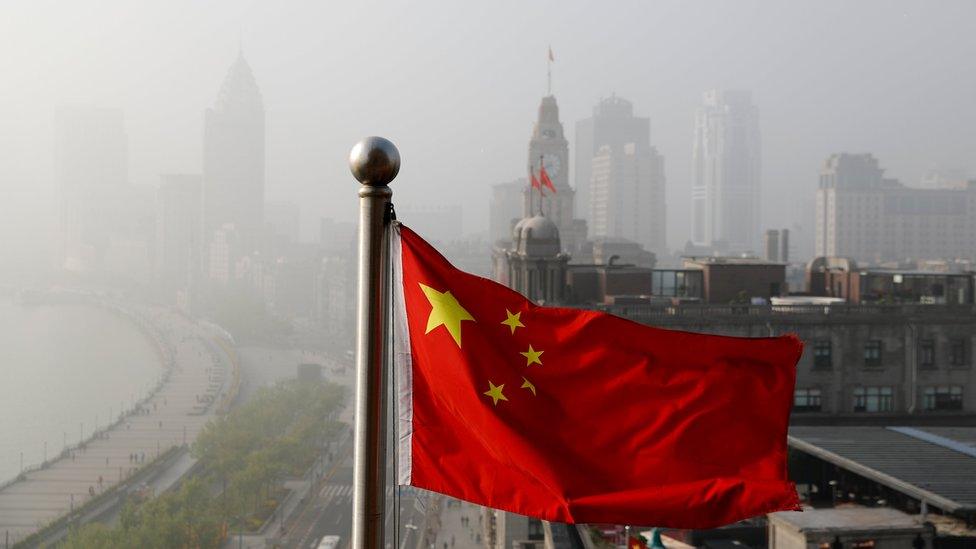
[0,307,231,544]
[280,442,437,549]
[281,436,355,549]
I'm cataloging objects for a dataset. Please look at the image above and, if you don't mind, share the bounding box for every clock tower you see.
[524,95,587,254]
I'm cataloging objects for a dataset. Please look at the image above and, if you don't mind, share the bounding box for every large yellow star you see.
[501,309,525,334]
[483,381,508,405]
[420,283,475,348]
[520,345,544,367]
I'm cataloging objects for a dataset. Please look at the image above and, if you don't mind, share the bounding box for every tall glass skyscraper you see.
[691,90,761,253]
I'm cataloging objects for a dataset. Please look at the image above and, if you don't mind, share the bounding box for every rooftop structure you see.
[768,507,931,549]
[789,426,976,524]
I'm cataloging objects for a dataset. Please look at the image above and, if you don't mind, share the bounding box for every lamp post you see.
[349,136,400,549]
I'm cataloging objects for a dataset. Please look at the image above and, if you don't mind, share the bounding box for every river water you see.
[0,300,161,483]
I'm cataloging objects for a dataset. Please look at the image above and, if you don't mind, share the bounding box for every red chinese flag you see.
[392,224,801,528]
[530,172,541,190]
[539,166,557,193]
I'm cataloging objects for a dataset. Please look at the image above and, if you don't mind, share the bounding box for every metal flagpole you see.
[538,155,545,215]
[349,136,400,549]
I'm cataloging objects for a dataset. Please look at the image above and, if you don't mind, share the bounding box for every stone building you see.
[522,95,587,255]
[589,142,666,256]
[815,153,976,263]
[499,215,569,305]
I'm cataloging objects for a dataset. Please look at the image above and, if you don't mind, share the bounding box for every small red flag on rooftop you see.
[392,223,801,528]
[530,171,541,190]
[539,165,557,193]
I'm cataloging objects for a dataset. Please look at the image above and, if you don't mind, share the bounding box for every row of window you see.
[794,386,964,413]
[811,338,971,369]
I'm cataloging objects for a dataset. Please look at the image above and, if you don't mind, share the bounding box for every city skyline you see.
[2,1,975,272]
[6,3,976,547]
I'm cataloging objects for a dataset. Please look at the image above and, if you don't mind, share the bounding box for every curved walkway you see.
[0,307,231,544]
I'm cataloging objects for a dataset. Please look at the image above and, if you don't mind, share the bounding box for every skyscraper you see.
[523,95,587,254]
[55,105,128,272]
[691,90,761,253]
[202,51,265,268]
[589,142,666,256]
[575,95,651,222]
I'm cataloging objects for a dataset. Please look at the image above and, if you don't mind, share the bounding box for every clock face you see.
[542,153,561,178]
[542,129,557,139]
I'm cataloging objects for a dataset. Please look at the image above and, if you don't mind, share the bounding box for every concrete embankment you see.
[0,301,237,546]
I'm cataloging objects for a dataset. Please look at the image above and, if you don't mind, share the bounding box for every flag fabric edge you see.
[393,223,414,486]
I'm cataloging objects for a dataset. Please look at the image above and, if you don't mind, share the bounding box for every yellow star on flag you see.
[520,377,536,396]
[520,345,544,367]
[501,309,525,334]
[420,283,475,348]
[483,381,508,405]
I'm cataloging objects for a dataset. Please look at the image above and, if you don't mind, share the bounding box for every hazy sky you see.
[2,0,975,265]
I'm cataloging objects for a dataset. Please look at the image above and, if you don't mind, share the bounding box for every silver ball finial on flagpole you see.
[349,136,400,186]
[350,136,397,549]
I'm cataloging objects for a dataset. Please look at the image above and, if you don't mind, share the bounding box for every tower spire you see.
[546,45,554,96]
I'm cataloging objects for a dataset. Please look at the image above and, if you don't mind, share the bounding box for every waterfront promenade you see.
[0,307,234,544]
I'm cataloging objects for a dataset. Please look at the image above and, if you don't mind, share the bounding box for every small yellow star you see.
[520,377,536,396]
[420,283,475,348]
[483,381,508,405]
[520,345,543,367]
[501,309,525,334]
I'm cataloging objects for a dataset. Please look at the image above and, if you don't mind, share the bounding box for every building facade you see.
[500,215,569,304]
[202,52,266,272]
[575,95,651,224]
[691,89,761,253]
[523,95,587,255]
[816,153,976,263]
[589,142,666,256]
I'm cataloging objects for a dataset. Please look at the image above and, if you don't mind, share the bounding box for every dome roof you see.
[519,215,559,241]
[513,214,561,257]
